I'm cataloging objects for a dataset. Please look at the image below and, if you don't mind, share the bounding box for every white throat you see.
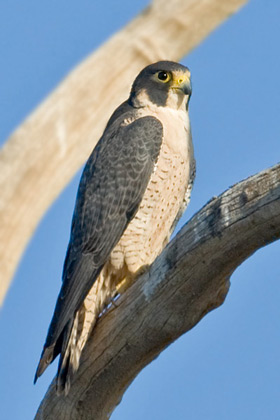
[135,89,191,156]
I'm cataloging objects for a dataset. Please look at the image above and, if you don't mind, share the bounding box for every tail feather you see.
[56,298,100,394]
[56,316,77,394]
[34,318,73,385]
[34,345,55,383]
[56,272,114,394]
[34,266,117,394]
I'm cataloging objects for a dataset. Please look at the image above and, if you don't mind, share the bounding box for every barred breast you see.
[110,104,194,273]
[69,105,195,370]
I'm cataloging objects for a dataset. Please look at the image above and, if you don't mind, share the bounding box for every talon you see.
[115,264,150,294]
[116,276,132,294]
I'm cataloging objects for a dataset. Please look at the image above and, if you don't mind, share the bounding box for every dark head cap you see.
[130,61,191,108]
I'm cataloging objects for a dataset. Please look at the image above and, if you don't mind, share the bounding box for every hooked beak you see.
[180,79,192,96]
[172,72,192,96]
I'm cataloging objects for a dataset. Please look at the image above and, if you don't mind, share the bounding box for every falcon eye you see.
[157,71,171,83]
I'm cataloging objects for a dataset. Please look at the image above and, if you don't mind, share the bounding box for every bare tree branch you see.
[0,0,249,305]
[35,162,280,420]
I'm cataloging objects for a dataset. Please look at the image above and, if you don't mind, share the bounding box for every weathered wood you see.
[0,0,249,305]
[35,163,280,420]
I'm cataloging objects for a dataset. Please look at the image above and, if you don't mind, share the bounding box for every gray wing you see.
[35,114,163,379]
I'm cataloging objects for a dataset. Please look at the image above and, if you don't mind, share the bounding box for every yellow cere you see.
[172,70,191,86]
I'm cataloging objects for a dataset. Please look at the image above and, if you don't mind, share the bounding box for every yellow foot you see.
[115,276,132,294]
[115,264,150,294]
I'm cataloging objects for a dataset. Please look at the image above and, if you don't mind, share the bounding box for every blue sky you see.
[1,1,280,419]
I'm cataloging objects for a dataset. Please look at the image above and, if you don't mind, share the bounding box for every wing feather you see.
[35,113,163,380]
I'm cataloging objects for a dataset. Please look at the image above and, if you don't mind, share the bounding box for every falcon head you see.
[130,61,191,109]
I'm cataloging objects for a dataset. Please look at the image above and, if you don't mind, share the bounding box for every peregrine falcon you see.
[34,61,195,394]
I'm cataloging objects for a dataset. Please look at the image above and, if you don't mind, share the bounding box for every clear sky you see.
[1,1,280,419]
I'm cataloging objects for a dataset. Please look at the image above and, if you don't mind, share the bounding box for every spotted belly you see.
[110,140,191,274]
[73,129,194,362]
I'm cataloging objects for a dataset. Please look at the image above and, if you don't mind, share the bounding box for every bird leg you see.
[115,264,150,294]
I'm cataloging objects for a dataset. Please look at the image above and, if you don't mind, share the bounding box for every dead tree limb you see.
[35,162,280,420]
[0,0,249,305]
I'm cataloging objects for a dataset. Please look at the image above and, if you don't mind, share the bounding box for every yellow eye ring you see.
[156,71,171,83]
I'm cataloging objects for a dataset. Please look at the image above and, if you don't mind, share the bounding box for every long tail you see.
[35,267,116,394]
